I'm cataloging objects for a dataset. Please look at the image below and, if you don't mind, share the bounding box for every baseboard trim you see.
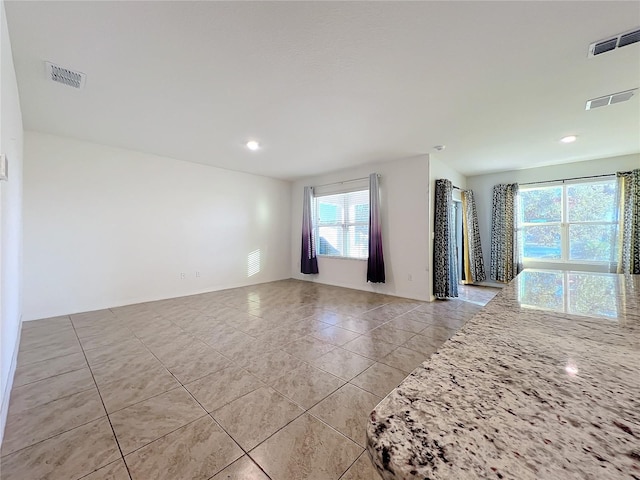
[0,315,22,447]
[293,276,431,302]
[22,275,293,321]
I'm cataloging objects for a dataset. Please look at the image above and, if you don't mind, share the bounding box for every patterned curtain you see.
[367,173,385,283]
[490,183,521,283]
[616,169,640,274]
[300,186,319,274]
[461,190,486,284]
[433,179,458,298]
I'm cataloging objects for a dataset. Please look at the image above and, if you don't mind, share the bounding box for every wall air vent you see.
[588,27,640,57]
[45,61,86,89]
[585,89,638,110]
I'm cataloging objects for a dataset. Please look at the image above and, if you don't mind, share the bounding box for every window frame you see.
[518,178,618,265]
[314,189,370,260]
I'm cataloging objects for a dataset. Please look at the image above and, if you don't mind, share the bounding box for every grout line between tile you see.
[69,318,134,480]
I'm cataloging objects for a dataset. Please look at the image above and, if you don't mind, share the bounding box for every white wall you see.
[428,156,467,299]
[23,132,292,320]
[291,155,431,300]
[0,0,24,446]
[467,153,640,279]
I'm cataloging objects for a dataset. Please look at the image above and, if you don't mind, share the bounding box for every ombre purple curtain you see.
[301,186,319,274]
[367,173,385,283]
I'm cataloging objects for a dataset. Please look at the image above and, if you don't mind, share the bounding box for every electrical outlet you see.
[408,274,413,281]
[180,272,185,280]
[195,271,200,278]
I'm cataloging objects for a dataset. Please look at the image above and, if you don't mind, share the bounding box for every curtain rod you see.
[519,173,615,186]
[314,174,379,189]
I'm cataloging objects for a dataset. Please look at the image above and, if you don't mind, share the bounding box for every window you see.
[315,189,369,259]
[519,179,618,263]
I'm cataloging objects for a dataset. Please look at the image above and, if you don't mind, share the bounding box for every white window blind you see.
[315,189,369,259]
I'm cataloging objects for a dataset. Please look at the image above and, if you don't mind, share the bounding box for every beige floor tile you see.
[271,363,345,409]
[17,340,83,366]
[254,322,319,348]
[19,329,79,352]
[232,316,275,337]
[144,333,198,360]
[334,317,386,334]
[340,451,383,480]
[110,386,206,454]
[18,327,75,348]
[350,362,408,398]
[384,315,431,333]
[211,455,270,480]
[0,417,120,480]
[79,329,135,350]
[392,309,435,324]
[250,413,362,480]
[359,303,419,322]
[306,310,353,325]
[90,350,163,387]
[98,364,181,413]
[309,325,361,346]
[2,282,488,480]
[378,346,428,374]
[12,352,87,387]
[131,322,184,342]
[202,328,255,351]
[243,350,306,384]
[311,348,375,381]
[402,334,444,356]
[212,386,303,450]
[21,315,72,330]
[71,309,117,326]
[215,337,277,366]
[165,345,231,384]
[81,458,130,479]
[281,336,337,362]
[364,324,416,346]
[330,305,378,318]
[309,384,380,447]
[75,321,127,339]
[84,338,149,367]
[184,365,264,412]
[341,336,398,361]
[421,315,466,330]
[1,387,106,456]
[8,367,95,414]
[124,416,242,480]
[420,325,456,342]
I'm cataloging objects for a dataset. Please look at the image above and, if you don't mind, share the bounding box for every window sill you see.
[523,259,615,265]
[318,255,368,262]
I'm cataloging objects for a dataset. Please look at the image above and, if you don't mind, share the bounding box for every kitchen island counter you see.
[366,270,640,480]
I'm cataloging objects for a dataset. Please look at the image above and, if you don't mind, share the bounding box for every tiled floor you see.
[1,280,499,480]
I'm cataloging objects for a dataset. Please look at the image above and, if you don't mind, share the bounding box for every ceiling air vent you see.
[588,27,640,57]
[585,89,638,110]
[45,61,86,89]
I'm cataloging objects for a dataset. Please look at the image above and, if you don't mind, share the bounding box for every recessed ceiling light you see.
[560,135,577,144]
[246,140,260,151]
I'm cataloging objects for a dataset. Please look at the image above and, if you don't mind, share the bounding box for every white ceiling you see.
[5,1,640,180]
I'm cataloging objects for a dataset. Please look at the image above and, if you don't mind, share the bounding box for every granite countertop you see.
[366,270,640,480]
